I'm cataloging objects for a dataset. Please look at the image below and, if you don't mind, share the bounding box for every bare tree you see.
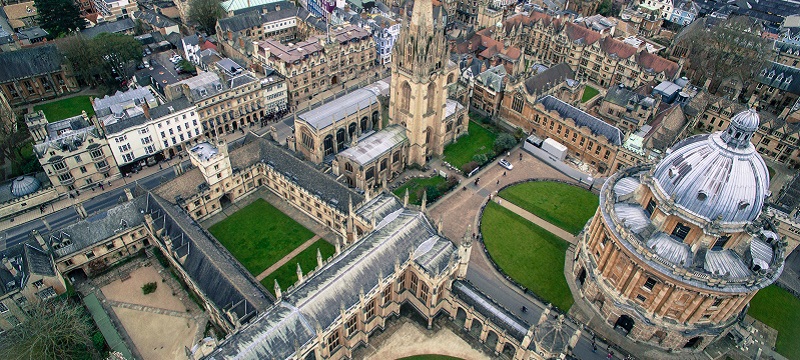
[676,16,773,95]
[0,99,35,179]
[0,299,101,360]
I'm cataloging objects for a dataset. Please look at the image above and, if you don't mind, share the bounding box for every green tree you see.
[0,103,36,179]
[597,0,613,16]
[0,299,100,360]
[58,33,142,87]
[493,133,517,154]
[188,0,224,34]
[676,16,772,95]
[34,0,85,38]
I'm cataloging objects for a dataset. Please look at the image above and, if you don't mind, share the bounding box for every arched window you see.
[426,82,436,113]
[400,82,411,112]
[348,122,357,139]
[447,73,455,84]
[380,158,388,171]
[512,92,524,113]
[301,128,315,149]
[344,162,353,172]
[393,151,400,163]
[360,117,368,132]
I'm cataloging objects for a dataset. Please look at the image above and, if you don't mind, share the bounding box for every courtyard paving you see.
[361,320,491,360]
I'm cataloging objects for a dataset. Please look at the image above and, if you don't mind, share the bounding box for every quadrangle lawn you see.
[499,181,598,235]
[748,285,800,360]
[442,121,497,169]
[209,199,316,276]
[581,86,599,103]
[481,202,573,311]
[392,176,446,205]
[260,239,335,296]
[33,96,96,122]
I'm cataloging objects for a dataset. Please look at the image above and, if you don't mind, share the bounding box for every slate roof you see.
[475,65,506,93]
[524,63,574,96]
[452,280,530,342]
[0,240,55,297]
[337,125,408,166]
[757,62,800,95]
[136,11,179,29]
[297,88,380,131]
[24,243,55,276]
[537,95,623,145]
[208,200,456,359]
[49,197,148,258]
[147,193,270,321]
[355,194,403,224]
[0,44,64,83]
[81,18,135,38]
[104,97,194,135]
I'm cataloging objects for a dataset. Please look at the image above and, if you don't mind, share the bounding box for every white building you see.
[92,0,138,21]
[94,88,201,169]
[182,35,202,65]
[369,15,400,65]
[641,0,673,19]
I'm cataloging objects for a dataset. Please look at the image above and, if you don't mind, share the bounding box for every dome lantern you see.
[720,108,760,149]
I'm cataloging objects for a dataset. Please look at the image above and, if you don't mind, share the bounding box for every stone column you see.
[689,296,715,323]
[601,247,621,277]
[616,262,636,293]
[679,294,705,323]
[622,269,643,298]
[712,297,737,323]
[655,287,679,317]
[649,284,671,315]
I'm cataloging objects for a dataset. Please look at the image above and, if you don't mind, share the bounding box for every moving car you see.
[498,158,513,170]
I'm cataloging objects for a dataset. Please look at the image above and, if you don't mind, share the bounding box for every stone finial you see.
[316,248,323,269]
[403,188,409,207]
[437,216,444,235]
[296,263,304,283]
[274,279,282,302]
[420,190,427,212]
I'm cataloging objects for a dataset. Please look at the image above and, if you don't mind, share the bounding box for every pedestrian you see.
[519,153,523,161]
[75,190,80,196]
[496,179,500,185]
[592,344,597,353]
[503,171,506,176]
[608,350,614,359]
[99,184,104,191]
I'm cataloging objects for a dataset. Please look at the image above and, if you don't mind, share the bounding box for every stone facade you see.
[26,111,120,194]
[500,12,679,88]
[254,25,376,107]
[572,111,785,351]
[0,45,80,107]
[389,0,466,165]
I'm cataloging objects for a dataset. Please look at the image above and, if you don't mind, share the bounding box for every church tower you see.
[389,0,454,166]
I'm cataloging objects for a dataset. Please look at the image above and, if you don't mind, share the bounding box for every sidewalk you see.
[256,234,321,281]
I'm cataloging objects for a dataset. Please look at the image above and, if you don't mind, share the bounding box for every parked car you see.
[498,158,513,170]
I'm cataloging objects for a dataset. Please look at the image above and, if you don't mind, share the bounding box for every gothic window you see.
[645,199,656,217]
[410,272,419,293]
[400,82,411,112]
[348,122,357,138]
[380,159,387,171]
[382,285,392,303]
[323,135,333,155]
[365,299,376,319]
[426,83,436,114]
[302,129,315,150]
[365,167,374,180]
[419,282,429,303]
[345,315,357,336]
[360,117,368,132]
[446,122,453,132]
[447,73,455,84]
[336,129,346,150]
[393,151,400,163]
[344,162,353,173]
[327,332,340,353]
[512,93,524,113]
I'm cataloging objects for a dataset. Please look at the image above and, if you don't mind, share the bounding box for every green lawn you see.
[748,285,800,359]
[209,199,316,276]
[393,176,447,205]
[33,96,96,122]
[499,181,598,235]
[767,165,775,180]
[442,121,497,169]
[481,202,573,311]
[396,356,463,360]
[581,86,599,103]
[260,239,335,296]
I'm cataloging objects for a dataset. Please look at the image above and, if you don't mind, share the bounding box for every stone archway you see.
[469,319,482,338]
[323,135,334,156]
[501,343,516,358]
[684,336,702,349]
[485,330,499,350]
[577,267,587,286]
[454,307,467,328]
[614,314,635,335]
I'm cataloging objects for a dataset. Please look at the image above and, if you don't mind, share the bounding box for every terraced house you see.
[166,58,287,138]
[254,24,376,107]
[499,11,681,88]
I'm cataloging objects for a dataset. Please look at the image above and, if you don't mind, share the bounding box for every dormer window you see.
[697,191,707,201]
[738,200,749,210]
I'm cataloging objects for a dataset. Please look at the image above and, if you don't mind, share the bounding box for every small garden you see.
[260,239,335,296]
[581,86,599,103]
[481,202,574,311]
[209,199,316,276]
[499,181,598,235]
[443,119,519,175]
[748,285,800,359]
[33,95,96,122]
[393,175,457,205]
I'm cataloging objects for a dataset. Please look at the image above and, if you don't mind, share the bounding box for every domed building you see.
[571,109,785,351]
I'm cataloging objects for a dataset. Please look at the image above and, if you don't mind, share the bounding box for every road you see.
[1,163,186,250]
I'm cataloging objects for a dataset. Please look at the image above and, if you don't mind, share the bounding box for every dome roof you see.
[652,110,769,225]
[10,176,41,197]
[533,315,570,356]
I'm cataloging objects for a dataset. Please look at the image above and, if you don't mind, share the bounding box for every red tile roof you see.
[636,51,680,78]
[564,22,602,45]
[599,37,637,59]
